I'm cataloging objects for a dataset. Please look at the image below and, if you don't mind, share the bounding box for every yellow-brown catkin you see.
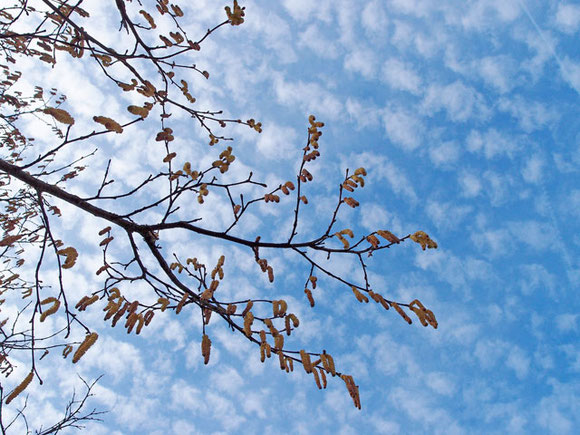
[201,334,211,365]
[319,367,327,388]
[175,293,189,314]
[226,304,237,315]
[300,350,313,374]
[390,301,412,324]
[72,332,99,363]
[313,368,322,389]
[278,351,286,370]
[241,301,253,317]
[243,311,254,337]
[304,289,315,307]
[4,370,34,404]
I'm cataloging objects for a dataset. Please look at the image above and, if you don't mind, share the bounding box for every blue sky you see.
[3,0,580,433]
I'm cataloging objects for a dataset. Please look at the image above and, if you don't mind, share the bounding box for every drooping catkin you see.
[243,311,254,337]
[4,370,34,404]
[201,334,211,365]
[175,292,189,314]
[39,297,60,322]
[300,350,313,374]
[319,367,327,388]
[390,301,412,324]
[72,332,99,363]
[313,367,322,389]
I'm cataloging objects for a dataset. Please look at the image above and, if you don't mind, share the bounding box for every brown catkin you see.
[243,311,254,337]
[313,367,322,389]
[241,301,253,317]
[304,289,315,307]
[300,350,313,374]
[319,367,327,388]
[274,334,284,350]
[72,332,99,363]
[278,351,286,370]
[5,370,34,404]
[390,301,412,324]
[39,297,60,322]
[144,310,155,325]
[201,334,211,365]
[175,293,189,314]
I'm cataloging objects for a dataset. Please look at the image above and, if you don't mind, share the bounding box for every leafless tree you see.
[0,1,438,429]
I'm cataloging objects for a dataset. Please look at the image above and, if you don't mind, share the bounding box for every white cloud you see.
[561,56,580,94]
[281,0,332,22]
[373,157,418,202]
[426,200,472,230]
[344,47,378,79]
[361,0,389,38]
[382,58,423,95]
[298,24,340,59]
[345,97,382,129]
[383,108,424,150]
[521,153,544,183]
[461,0,520,30]
[458,171,482,197]
[477,55,516,94]
[429,141,460,166]
[555,3,580,34]
[507,220,558,251]
[466,129,516,159]
[425,371,456,396]
[498,96,558,132]
[210,365,245,392]
[256,122,299,159]
[273,75,343,120]
[506,346,530,380]
[555,313,578,332]
[423,80,488,122]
